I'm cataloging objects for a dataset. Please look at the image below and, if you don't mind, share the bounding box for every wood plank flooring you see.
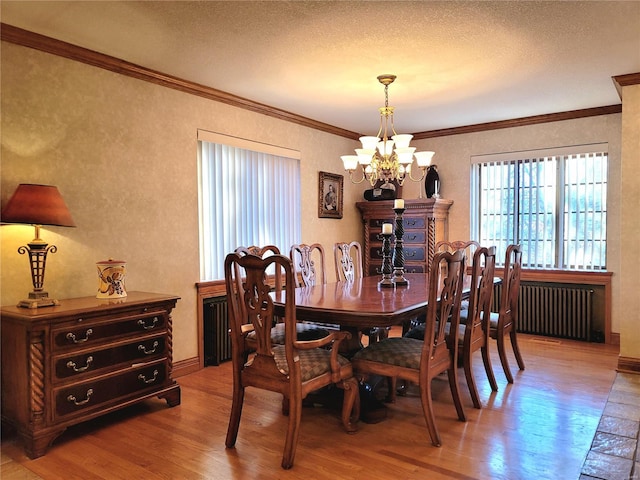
[1,333,622,479]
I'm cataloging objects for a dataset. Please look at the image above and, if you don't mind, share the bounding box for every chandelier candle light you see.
[342,74,435,187]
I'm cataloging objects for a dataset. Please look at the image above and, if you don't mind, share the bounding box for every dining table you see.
[271,272,488,423]
[271,272,473,353]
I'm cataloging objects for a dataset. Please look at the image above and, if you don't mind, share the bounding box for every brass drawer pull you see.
[66,328,93,344]
[67,388,94,406]
[138,369,159,384]
[66,356,94,373]
[137,317,159,330]
[138,341,159,355]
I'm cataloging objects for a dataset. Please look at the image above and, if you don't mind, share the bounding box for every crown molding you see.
[412,105,622,139]
[612,72,640,100]
[0,23,361,140]
[1,23,627,141]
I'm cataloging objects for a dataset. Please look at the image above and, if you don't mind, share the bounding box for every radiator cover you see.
[203,296,232,365]
[493,283,594,341]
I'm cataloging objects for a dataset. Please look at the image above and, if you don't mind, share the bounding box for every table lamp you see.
[1,184,76,308]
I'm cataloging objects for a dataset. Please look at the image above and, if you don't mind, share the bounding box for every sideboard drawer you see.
[54,361,168,420]
[53,335,166,382]
[52,311,167,350]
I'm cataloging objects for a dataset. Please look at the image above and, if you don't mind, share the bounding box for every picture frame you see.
[318,171,343,219]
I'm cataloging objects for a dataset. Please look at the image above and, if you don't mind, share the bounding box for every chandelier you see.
[341,74,435,187]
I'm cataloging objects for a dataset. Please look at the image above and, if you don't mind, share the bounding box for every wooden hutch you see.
[356,198,453,276]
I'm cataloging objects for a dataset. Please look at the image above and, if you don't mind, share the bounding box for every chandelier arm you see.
[346,169,369,185]
[407,166,428,183]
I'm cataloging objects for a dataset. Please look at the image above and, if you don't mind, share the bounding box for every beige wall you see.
[619,83,640,359]
[2,41,638,365]
[0,42,362,362]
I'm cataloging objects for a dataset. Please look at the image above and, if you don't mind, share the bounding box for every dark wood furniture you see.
[458,246,499,408]
[224,253,359,469]
[490,244,526,383]
[333,241,363,283]
[351,250,468,447]
[1,291,181,459]
[356,198,453,276]
[271,272,474,356]
[289,243,326,287]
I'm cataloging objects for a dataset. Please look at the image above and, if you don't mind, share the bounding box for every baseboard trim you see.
[173,356,201,378]
[610,332,620,346]
[617,356,640,374]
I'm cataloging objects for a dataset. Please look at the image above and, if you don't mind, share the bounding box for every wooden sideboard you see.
[356,198,453,276]
[1,291,181,458]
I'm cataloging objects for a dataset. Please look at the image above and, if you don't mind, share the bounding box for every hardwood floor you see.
[1,333,624,479]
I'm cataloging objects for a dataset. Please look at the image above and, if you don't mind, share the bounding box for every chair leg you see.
[340,377,360,433]
[281,393,302,469]
[419,379,442,447]
[463,350,482,409]
[447,364,467,422]
[225,383,245,448]
[282,397,290,416]
[496,333,514,383]
[510,330,526,371]
[481,344,499,392]
[386,376,397,403]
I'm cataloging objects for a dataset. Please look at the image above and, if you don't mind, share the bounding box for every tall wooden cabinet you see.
[1,292,180,458]
[356,198,453,276]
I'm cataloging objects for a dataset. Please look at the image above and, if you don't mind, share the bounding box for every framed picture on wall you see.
[318,171,343,219]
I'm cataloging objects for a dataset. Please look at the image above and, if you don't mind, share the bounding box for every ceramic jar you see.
[96,259,127,298]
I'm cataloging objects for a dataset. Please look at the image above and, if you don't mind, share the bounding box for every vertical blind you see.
[198,131,301,280]
[472,144,608,270]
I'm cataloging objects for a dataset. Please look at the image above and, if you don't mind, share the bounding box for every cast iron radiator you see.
[203,295,232,365]
[492,283,594,341]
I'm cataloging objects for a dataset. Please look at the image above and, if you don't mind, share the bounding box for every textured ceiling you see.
[2,1,639,135]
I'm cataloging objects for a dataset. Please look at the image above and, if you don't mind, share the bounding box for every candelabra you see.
[378,231,394,288]
[392,206,409,286]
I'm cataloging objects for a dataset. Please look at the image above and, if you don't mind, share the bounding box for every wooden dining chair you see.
[290,243,341,333]
[435,239,481,258]
[333,241,363,282]
[490,244,525,383]
[224,252,359,469]
[290,243,327,287]
[351,250,467,447]
[456,246,499,408]
[234,245,329,345]
[334,241,387,343]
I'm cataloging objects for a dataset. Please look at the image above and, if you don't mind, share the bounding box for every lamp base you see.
[17,291,60,309]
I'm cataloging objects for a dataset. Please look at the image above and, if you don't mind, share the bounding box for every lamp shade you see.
[1,184,75,227]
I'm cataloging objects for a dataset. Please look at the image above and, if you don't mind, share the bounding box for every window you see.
[197,130,301,280]
[471,144,608,270]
